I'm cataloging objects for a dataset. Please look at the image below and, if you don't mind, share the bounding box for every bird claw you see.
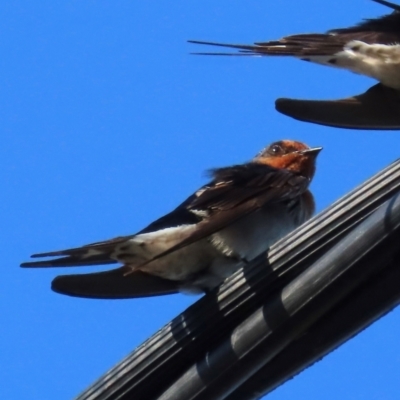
[240,257,250,266]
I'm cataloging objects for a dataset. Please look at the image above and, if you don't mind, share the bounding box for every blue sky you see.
[3,1,400,399]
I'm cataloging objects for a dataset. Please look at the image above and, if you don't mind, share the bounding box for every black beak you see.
[299,147,323,157]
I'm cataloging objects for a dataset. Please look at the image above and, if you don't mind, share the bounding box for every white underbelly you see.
[115,203,304,291]
[115,225,222,281]
[308,40,400,89]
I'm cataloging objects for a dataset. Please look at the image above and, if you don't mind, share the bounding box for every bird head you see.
[254,140,322,180]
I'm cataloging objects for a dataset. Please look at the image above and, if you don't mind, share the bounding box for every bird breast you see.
[210,201,302,262]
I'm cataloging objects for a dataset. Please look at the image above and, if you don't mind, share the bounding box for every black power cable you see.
[75,159,400,400]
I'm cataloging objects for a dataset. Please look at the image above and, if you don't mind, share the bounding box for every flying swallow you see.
[21,140,321,299]
[189,0,400,129]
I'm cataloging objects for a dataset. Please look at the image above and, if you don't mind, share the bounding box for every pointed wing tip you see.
[187,39,220,45]
[275,84,400,130]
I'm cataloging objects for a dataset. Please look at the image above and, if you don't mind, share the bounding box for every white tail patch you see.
[81,248,105,259]
[113,225,198,263]
[344,40,400,63]
[306,40,400,89]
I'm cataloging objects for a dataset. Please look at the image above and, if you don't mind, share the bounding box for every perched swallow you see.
[189,0,400,129]
[21,140,321,299]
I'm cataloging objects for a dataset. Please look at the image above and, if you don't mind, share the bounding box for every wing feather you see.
[21,199,200,268]
[133,164,309,267]
[21,164,308,270]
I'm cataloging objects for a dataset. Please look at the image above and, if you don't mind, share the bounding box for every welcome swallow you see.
[21,140,321,299]
[189,1,400,129]
[189,0,400,90]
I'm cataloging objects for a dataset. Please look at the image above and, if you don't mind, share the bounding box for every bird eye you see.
[268,144,283,156]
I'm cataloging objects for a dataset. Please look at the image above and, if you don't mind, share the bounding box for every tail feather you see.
[188,36,344,57]
[191,52,261,56]
[188,40,269,56]
[188,40,259,52]
[21,236,130,268]
[21,255,117,268]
